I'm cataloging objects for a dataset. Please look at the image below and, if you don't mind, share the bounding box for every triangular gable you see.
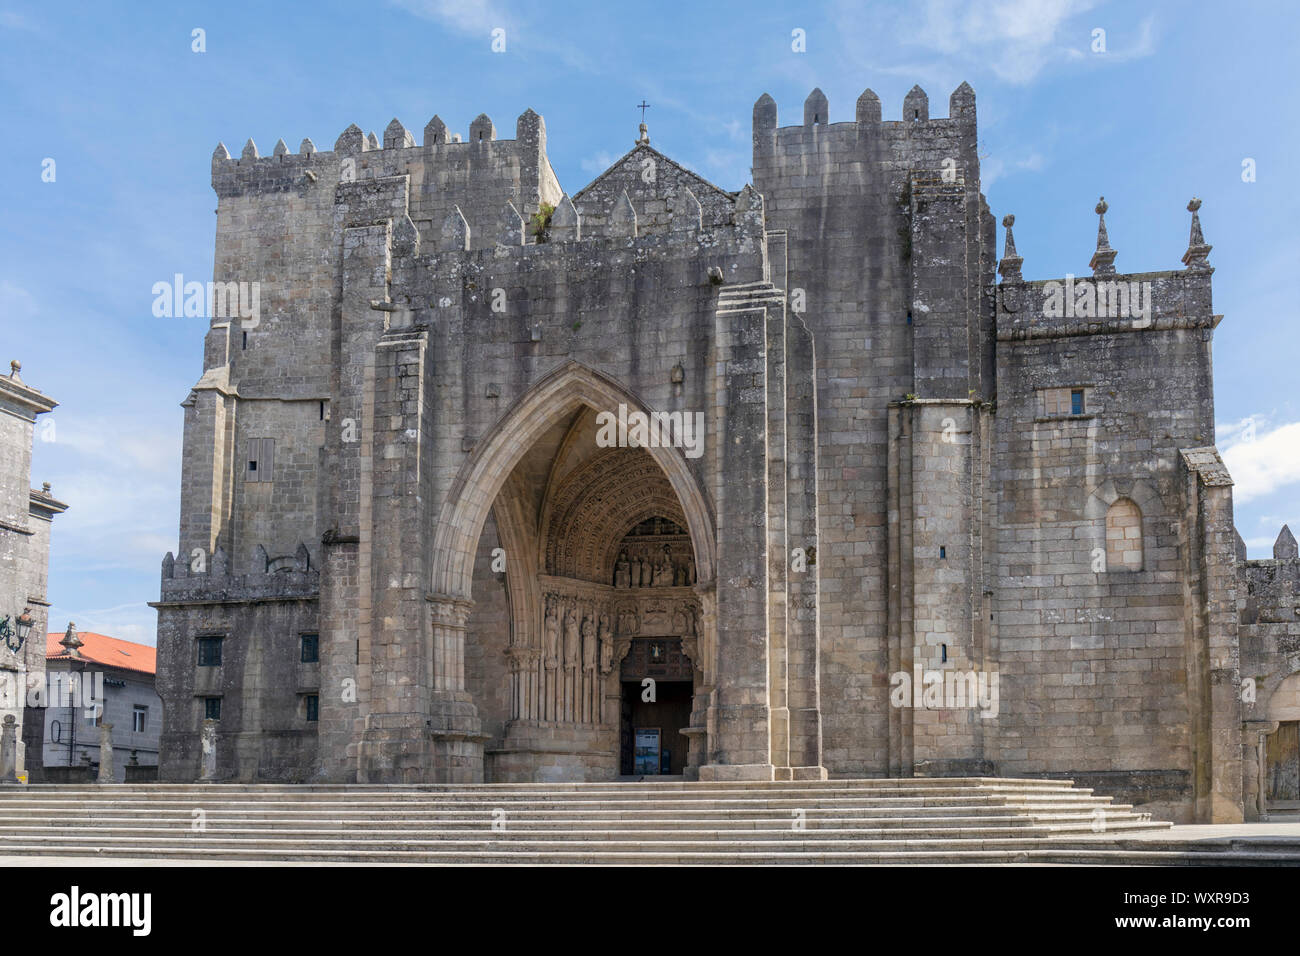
[574,142,733,205]
[570,142,736,234]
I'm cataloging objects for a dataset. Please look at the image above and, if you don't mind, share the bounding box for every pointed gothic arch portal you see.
[427,361,717,781]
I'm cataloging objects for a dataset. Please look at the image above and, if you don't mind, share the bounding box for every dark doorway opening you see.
[1268,721,1300,802]
[619,680,692,776]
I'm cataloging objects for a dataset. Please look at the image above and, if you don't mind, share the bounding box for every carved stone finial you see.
[1182,197,1212,272]
[998,214,1023,282]
[60,622,83,655]
[1090,195,1117,276]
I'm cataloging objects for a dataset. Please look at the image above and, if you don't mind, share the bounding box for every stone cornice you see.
[0,375,57,417]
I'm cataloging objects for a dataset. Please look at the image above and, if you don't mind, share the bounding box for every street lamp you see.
[2,608,34,653]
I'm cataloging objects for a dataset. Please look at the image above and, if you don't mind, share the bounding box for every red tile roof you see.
[46,632,156,676]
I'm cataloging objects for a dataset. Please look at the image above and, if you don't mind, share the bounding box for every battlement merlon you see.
[209,108,562,216]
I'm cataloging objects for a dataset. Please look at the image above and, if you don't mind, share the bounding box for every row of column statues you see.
[529,596,616,724]
[543,596,614,674]
[614,544,696,589]
[507,590,706,727]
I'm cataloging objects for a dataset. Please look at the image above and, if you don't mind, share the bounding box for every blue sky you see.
[2,0,1297,646]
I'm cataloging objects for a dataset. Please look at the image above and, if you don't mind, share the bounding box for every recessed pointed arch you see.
[430,360,716,599]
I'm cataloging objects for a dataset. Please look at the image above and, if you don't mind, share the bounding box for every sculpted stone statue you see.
[614,550,631,589]
[562,603,580,667]
[543,598,560,667]
[598,614,613,673]
[654,545,673,587]
[581,613,598,671]
[640,554,653,587]
[631,555,643,588]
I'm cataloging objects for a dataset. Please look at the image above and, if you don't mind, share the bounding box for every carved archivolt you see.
[544,449,694,583]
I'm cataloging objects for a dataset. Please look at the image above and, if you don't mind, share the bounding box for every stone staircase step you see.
[2,842,1297,866]
[0,778,1214,865]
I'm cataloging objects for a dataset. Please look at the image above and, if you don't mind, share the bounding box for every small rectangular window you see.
[939,546,946,559]
[204,697,222,721]
[246,438,275,482]
[197,636,223,667]
[305,695,319,722]
[301,633,319,663]
[1071,389,1085,415]
[133,706,147,733]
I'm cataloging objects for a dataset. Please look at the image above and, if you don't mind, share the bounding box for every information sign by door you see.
[633,728,661,775]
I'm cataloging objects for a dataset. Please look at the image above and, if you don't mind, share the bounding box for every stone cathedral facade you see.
[154,82,1300,824]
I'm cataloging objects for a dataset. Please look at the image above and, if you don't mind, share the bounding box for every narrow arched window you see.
[1105,498,1143,571]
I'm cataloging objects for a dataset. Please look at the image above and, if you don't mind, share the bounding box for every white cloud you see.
[702,149,748,189]
[0,11,38,31]
[981,150,1046,191]
[47,602,158,648]
[580,150,616,174]
[1104,13,1157,62]
[388,0,511,35]
[34,407,181,576]
[913,0,1102,84]
[830,0,1152,87]
[1219,416,1300,504]
[0,278,38,317]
